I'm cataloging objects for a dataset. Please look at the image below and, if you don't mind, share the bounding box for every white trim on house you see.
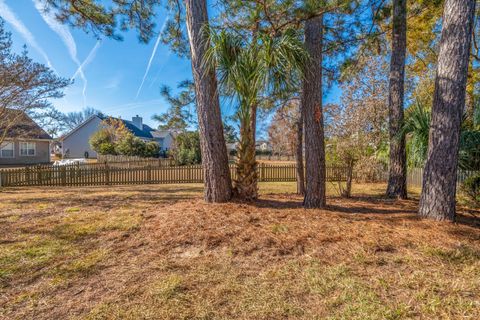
[0,141,14,158]
[20,141,36,156]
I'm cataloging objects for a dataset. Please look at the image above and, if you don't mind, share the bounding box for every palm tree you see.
[400,100,431,168]
[386,0,407,199]
[402,100,480,170]
[204,29,307,200]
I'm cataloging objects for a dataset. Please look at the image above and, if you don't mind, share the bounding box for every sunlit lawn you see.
[0,182,478,319]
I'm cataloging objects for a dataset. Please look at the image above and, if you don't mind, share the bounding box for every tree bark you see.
[296,102,305,195]
[386,0,407,199]
[418,0,476,221]
[302,15,326,208]
[185,0,232,202]
[234,103,258,200]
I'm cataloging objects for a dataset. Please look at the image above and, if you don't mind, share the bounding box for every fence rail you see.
[97,154,175,166]
[0,163,350,188]
[229,155,295,162]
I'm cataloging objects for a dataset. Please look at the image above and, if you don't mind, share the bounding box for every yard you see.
[0,182,479,319]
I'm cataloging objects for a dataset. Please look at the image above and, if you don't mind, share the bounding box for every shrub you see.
[461,173,480,206]
[255,150,272,156]
[354,156,386,183]
[172,131,201,165]
[97,142,116,155]
[115,135,146,156]
[144,141,160,158]
[89,129,115,155]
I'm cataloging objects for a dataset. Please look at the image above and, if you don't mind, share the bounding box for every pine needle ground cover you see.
[0,183,479,319]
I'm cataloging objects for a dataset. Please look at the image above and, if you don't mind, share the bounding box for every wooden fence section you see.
[407,167,477,187]
[229,155,295,162]
[0,163,350,188]
[97,154,175,167]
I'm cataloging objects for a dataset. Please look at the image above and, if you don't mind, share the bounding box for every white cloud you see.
[105,74,122,90]
[103,99,164,114]
[0,0,54,70]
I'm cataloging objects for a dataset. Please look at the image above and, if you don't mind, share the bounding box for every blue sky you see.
[0,0,340,130]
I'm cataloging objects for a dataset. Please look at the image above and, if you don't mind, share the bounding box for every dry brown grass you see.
[0,182,479,320]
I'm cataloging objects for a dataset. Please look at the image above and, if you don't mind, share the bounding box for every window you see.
[20,142,35,156]
[0,142,14,158]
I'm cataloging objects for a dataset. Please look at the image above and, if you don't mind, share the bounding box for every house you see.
[256,139,272,152]
[0,109,52,165]
[226,142,238,153]
[61,114,175,158]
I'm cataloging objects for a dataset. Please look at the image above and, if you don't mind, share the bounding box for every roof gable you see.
[62,114,177,141]
[0,109,52,140]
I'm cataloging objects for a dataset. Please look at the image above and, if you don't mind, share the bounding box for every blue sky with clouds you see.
[0,0,193,127]
[0,0,340,130]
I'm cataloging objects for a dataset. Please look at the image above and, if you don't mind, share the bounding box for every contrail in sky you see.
[0,0,54,70]
[135,16,169,99]
[33,0,91,106]
[71,41,102,80]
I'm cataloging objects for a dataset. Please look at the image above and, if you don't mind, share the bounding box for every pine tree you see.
[386,0,408,199]
[418,0,476,221]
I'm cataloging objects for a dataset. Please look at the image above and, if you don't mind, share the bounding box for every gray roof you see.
[62,114,175,141]
[151,130,174,139]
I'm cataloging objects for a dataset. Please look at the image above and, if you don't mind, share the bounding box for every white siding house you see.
[61,116,102,159]
[61,115,175,159]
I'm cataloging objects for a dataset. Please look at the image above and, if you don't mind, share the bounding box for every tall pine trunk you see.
[302,15,326,208]
[296,102,305,195]
[386,0,407,199]
[185,0,232,202]
[418,0,476,221]
[234,104,258,200]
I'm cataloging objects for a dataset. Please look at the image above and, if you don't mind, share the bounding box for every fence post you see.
[147,164,152,184]
[61,166,67,186]
[25,166,30,184]
[37,165,42,186]
[105,163,110,185]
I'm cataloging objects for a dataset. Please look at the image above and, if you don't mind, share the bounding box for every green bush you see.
[90,128,161,158]
[115,135,145,156]
[461,173,480,206]
[98,142,116,155]
[172,131,201,165]
[144,141,160,158]
[89,129,115,155]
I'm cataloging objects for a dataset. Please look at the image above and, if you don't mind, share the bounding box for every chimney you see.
[132,115,143,130]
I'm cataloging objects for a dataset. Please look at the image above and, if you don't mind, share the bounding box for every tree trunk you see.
[234,104,258,200]
[418,0,476,221]
[185,0,232,202]
[386,0,407,199]
[342,157,354,198]
[296,102,305,195]
[302,15,326,208]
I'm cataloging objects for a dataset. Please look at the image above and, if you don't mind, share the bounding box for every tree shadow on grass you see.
[251,194,417,214]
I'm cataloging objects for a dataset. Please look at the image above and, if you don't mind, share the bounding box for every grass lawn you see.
[0,182,479,319]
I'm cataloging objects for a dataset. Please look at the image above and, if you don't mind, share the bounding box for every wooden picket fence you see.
[97,154,175,167]
[229,154,295,162]
[407,167,477,187]
[0,163,350,188]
